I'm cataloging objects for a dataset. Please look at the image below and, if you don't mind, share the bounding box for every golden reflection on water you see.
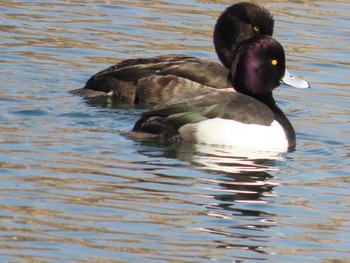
[1,0,347,77]
[1,0,350,262]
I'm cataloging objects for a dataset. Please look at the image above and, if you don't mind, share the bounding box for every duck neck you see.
[254,93,296,149]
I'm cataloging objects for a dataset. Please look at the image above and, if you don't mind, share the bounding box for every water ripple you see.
[1,0,350,262]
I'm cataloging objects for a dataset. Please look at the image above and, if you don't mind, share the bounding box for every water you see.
[1,0,350,262]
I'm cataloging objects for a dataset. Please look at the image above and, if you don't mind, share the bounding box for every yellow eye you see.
[253,26,260,32]
[271,59,278,66]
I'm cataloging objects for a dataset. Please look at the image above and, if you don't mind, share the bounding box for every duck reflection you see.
[133,139,280,256]
[133,137,282,204]
[190,145,279,256]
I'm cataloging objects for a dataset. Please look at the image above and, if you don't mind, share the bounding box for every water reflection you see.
[199,168,277,257]
[133,137,280,256]
[2,0,350,261]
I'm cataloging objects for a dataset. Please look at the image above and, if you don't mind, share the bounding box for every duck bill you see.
[280,69,310,89]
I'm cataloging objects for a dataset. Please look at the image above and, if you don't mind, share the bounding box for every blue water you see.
[1,0,350,262]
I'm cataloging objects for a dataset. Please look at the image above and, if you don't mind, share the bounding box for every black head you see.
[214,2,274,68]
[230,35,286,98]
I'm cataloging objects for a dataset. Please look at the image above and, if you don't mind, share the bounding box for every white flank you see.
[179,118,289,150]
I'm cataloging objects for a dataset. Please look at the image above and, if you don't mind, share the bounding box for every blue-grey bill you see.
[280,69,310,89]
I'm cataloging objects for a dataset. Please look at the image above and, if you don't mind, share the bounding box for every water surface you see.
[1,0,350,262]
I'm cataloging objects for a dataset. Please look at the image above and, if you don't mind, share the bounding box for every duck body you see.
[71,2,274,105]
[133,89,291,149]
[133,36,309,150]
[73,54,230,104]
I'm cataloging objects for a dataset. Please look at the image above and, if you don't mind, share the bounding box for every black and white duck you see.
[132,35,309,150]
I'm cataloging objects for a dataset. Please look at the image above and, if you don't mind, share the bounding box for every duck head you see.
[214,2,274,68]
[230,35,308,100]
